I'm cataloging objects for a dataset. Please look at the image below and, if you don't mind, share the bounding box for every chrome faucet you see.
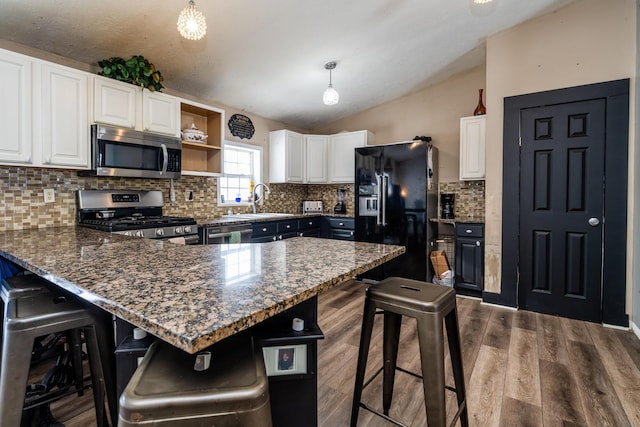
[252,183,271,214]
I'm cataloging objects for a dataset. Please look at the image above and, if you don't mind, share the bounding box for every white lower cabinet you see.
[460,115,485,180]
[304,135,328,183]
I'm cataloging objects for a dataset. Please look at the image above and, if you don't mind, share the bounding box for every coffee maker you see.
[334,189,347,214]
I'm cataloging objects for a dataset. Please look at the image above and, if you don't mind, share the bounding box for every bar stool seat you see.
[118,334,272,427]
[351,277,468,427]
[0,275,117,427]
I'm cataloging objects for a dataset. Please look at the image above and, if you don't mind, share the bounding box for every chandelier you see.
[177,0,207,41]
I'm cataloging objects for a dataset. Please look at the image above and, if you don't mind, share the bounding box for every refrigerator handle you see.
[381,175,387,226]
[376,174,382,226]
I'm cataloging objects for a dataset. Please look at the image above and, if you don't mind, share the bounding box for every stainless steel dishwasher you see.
[199,222,253,244]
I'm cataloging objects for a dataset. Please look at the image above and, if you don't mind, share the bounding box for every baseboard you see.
[480,301,517,311]
[631,320,640,339]
[602,323,630,331]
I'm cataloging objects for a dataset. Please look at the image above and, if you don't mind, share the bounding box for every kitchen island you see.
[0,226,404,353]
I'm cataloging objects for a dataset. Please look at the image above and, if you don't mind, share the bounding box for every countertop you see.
[0,227,403,353]
[430,216,485,224]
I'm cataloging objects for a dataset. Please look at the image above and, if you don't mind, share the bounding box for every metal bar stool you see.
[0,275,117,427]
[350,277,468,427]
[118,334,272,427]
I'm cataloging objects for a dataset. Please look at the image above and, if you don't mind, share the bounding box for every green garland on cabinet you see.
[97,55,164,92]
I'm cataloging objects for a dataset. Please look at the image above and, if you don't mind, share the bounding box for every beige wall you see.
[485,0,636,304]
[312,66,486,184]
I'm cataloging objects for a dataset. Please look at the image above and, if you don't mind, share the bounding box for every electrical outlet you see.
[43,188,55,203]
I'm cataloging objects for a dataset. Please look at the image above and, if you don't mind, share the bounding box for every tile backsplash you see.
[0,167,355,232]
[439,180,485,220]
[0,166,482,233]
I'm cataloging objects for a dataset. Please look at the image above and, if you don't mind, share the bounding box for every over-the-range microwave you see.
[79,124,181,179]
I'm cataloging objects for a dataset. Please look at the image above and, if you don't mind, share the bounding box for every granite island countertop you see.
[0,227,403,353]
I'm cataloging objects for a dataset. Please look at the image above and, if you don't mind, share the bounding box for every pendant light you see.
[323,61,339,106]
[177,0,207,41]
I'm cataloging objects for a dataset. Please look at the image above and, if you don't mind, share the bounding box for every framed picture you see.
[262,344,307,376]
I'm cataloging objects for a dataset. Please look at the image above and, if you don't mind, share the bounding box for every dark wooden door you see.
[519,99,605,322]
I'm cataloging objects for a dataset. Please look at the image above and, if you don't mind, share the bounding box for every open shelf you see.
[180,100,224,176]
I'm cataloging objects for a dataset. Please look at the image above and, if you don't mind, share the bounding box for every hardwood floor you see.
[35,280,640,426]
[316,280,640,427]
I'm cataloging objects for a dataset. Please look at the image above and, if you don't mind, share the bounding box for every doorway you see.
[500,79,629,326]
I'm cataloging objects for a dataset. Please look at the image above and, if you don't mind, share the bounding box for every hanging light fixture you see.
[177,0,207,41]
[323,61,339,106]
[470,0,496,15]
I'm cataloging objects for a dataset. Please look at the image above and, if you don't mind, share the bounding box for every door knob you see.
[588,217,600,226]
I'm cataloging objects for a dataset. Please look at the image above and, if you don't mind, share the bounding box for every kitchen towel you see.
[229,231,242,244]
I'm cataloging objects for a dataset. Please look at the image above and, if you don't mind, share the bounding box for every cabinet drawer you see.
[277,220,298,233]
[252,222,277,237]
[298,217,321,230]
[455,223,483,238]
[326,217,354,229]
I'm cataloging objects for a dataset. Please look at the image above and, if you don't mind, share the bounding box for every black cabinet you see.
[251,221,278,242]
[454,223,484,295]
[297,217,322,237]
[323,217,355,241]
[251,219,300,242]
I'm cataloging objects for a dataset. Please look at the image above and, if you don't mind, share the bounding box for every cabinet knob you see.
[465,229,472,233]
[339,222,344,226]
[286,225,290,229]
[262,228,268,232]
[476,241,481,246]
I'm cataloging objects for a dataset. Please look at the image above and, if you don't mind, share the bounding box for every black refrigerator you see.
[355,140,438,282]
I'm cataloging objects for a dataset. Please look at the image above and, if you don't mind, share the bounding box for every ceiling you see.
[0,0,575,130]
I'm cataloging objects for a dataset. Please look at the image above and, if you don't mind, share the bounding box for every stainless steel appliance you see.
[302,201,323,214]
[77,190,198,244]
[79,125,182,179]
[199,223,253,244]
[355,140,438,281]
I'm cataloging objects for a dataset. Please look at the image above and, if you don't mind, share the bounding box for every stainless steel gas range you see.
[77,190,199,244]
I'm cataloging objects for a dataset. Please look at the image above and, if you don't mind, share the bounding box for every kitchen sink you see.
[225,213,295,220]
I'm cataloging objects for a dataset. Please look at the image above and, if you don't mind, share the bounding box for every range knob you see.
[184,226,193,233]
[156,229,165,237]
[175,226,184,234]
[123,231,133,237]
[134,231,144,238]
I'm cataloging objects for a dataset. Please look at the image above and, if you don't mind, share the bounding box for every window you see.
[219,140,262,206]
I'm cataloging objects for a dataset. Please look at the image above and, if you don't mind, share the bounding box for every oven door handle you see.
[160,143,168,175]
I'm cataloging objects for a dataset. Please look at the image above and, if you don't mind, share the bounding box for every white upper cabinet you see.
[0,48,89,169]
[269,130,304,183]
[460,115,486,180]
[94,76,179,136]
[142,90,178,135]
[38,62,89,168]
[304,135,328,183]
[94,76,137,128]
[269,129,371,184]
[0,49,33,165]
[328,130,371,183]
